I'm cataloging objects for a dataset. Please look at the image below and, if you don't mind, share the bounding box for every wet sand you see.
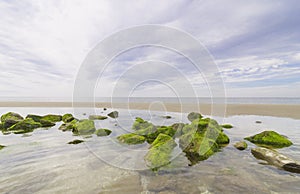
[0,101,300,120]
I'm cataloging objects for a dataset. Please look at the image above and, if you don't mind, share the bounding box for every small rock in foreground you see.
[234,141,248,150]
[68,139,84,144]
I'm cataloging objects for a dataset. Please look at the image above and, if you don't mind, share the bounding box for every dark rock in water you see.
[0,145,5,150]
[58,120,77,131]
[245,131,293,148]
[117,133,146,145]
[221,124,233,129]
[7,118,42,134]
[95,128,112,136]
[103,108,107,111]
[62,113,75,123]
[1,112,24,129]
[162,115,172,119]
[68,139,84,144]
[107,111,119,118]
[251,147,300,173]
[187,112,202,122]
[256,121,262,124]
[234,141,248,150]
[83,113,86,115]
[39,119,56,127]
[132,117,152,131]
[88,115,108,120]
[145,134,177,171]
[72,119,96,135]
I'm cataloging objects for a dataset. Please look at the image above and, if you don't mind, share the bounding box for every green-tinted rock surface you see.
[68,139,84,144]
[95,128,112,136]
[7,118,42,134]
[234,141,248,150]
[58,120,77,131]
[89,115,108,120]
[245,131,293,148]
[187,112,203,122]
[117,133,146,145]
[107,111,119,118]
[26,114,58,127]
[1,112,24,129]
[221,124,233,129]
[132,117,153,131]
[62,114,75,123]
[42,114,62,122]
[0,145,5,150]
[73,119,96,135]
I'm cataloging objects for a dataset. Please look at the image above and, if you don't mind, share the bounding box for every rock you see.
[132,117,153,131]
[107,111,119,118]
[187,112,203,122]
[171,123,185,137]
[68,139,84,144]
[58,120,77,131]
[7,118,42,134]
[62,113,75,123]
[73,119,96,135]
[251,147,300,173]
[134,125,158,144]
[255,121,262,124]
[88,115,108,120]
[95,128,112,136]
[41,114,62,122]
[117,133,146,145]
[162,115,172,119]
[0,145,5,150]
[234,141,248,150]
[103,108,107,111]
[1,112,24,129]
[145,134,177,171]
[221,124,233,129]
[245,131,293,148]
[39,119,56,127]
[26,114,43,122]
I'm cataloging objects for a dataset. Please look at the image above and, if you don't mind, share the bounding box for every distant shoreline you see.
[0,101,300,120]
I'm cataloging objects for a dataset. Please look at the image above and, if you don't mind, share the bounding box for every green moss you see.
[88,115,108,120]
[221,124,233,129]
[134,125,158,143]
[132,117,152,131]
[68,139,84,144]
[145,134,177,171]
[245,130,293,148]
[39,119,56,127]
[73,119,96,135]
[42,114,62,122]
[95,128,112,136]
[1,112,24,129]
[58,119,77,131]
[7,118,42,134]
[187,112,203,122]
[157,126,176,138]
[107,111,119,118]
[117,133,146,145]
[0,144,5,150]
[62,114,75,123]
[234,141,248,150]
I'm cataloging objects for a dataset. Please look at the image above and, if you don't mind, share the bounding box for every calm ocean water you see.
[1,97,300,105]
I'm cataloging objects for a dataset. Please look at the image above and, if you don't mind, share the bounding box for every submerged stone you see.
[73,119,96,135]
[145,134,177,171]
[62,113,75,123]
[0,145,5,150]
[7,118,42,134]
[234,141,248,150]
[58,120,77,131]
[132,117,153,131]
[89,115,108,120]
[117,133,146,145]
[107,111,119,118]
[221,124,233,129]
[1,112,24,129]
[68,139,84,144]
[95,128,112,136]
[245,131,293,148]
[187,112,203,122]
[162,115,172,119]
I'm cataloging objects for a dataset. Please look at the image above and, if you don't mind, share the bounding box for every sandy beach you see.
[0,101,299,120]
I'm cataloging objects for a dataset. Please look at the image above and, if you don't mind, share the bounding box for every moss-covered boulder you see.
[187,112,203,122]
[68,139,84,144]
[7,118,42,134]
[72,119,96,135]
[26,114,57,127]
[42,114,62,122]
[145,134,177,171]
[58,120,77,131]
[1,112,24,129]
[134,125,158,143]
[0,145,5,150]
[221,124,233,129]
[62,113,75,123]
[89,115,108,120]
[245,131,293,148]
[95,128,112,136]
[117,133,146,145]
[234,141,248,150]
[107,111,119,118]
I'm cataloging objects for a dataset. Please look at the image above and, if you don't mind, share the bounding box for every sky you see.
[0,0,300,99]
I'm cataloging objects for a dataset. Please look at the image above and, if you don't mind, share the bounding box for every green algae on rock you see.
[107,111,119,118]
[221,124,233,129]
[89,115,108,120]
[234,141,248,150]
[26,114,61,127]
[1,112,24,129]
[145,133,177,171]
[187,112,203,122]
[68,139,84,144]
[41,114,62,122]
[95,128,112,136]
[0,145,5,150]
[7,118,42,134]
[245,131,292,148]
[117,133,146,145]
[73,119,96,135]
[58,119,77,131]
[62,113,75,123]
[132,117,153,131]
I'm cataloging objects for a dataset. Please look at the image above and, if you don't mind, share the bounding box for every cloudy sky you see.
[0,0,300,99]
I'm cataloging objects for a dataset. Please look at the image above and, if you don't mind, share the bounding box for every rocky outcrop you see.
[245,131,292,148]
[72,119,96,135]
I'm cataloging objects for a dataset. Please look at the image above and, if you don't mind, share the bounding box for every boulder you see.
[117,133,146,145]
[58,120,77,131]
[107,111,119,118]
[132,117,152,131]
[245,131,292,148]
[251,147,300,173]
[1,112,24,129]
[7,118,42,134]
[187,112,203,122]
[221,124,233,129]
[145,134,177,171]
[234,141,248,150]
[95,128,112,136]
[62,113,75,123]
[88,115,108,120]
[73,119,96,135]
[41,114,62,122]
[26,114,58,127]
[68,139,84,144]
